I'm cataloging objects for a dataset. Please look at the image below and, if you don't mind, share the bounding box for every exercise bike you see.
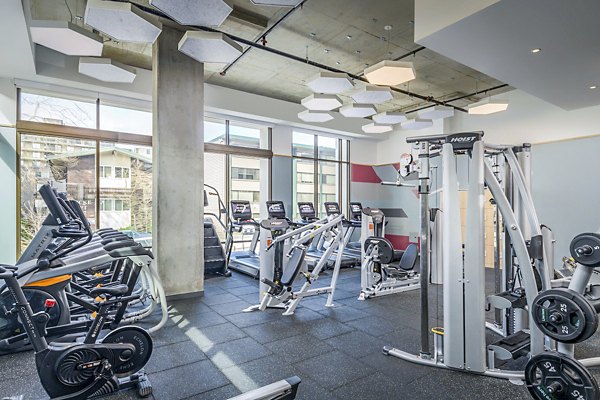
[0,263,153,398]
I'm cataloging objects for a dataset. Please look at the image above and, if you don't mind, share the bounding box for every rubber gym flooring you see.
[5,266,597,399]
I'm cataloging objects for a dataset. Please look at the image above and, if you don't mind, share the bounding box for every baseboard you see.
[166,290,204,302]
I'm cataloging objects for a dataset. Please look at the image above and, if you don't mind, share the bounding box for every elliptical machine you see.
[0,263,153,398]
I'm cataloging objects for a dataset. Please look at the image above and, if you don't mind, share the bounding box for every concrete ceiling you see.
[416,0,600,111]
[29,0,510,113]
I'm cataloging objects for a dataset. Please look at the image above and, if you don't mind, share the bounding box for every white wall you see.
[415,0,500,42]
[376,119,444,165]
[448,89,600,144]
[0,78,17,263]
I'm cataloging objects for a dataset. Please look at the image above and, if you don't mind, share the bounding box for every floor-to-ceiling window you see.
[16,88,272,257]
[292,131,349,219]
[17,89,153,254]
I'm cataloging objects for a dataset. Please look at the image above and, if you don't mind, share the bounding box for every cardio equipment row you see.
[226,199,364,278]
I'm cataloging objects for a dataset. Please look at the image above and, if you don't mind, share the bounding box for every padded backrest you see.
[281,247,307,286]
[398,243,418,271]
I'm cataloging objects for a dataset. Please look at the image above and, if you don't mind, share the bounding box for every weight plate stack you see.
[531,288,598,344]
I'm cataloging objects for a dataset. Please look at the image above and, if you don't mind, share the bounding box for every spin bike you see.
[0,263,153,398]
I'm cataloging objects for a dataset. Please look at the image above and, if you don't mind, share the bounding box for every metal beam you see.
[221,0,308,76]
[133,2,469,112]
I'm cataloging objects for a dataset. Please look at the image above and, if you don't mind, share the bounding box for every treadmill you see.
[226,200,261,278]
[345,202,363,256]
[323,202,362,263]
[297,202,358,269]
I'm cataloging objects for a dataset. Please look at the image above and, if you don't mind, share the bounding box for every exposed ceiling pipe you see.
[403,83,510,114]
[132,2,468,112]
[220,0,308,76]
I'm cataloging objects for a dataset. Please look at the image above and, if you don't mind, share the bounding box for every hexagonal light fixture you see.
[364,60,416,86]
[30,20,103,56]
[78,58,136,83]
[351,86,393,104]
[178,31,243,63]
[298,110,334,123]
[84,0,161,44]
[251,0,303,6]
[150,0,232,27]
[372,112,407,124]
[401,118,434,130]
[362,123,393,134]
[467,98,509,115]
[417,105,455,119]
[301,94,343,111]
[339,104,377,118]
[306,71,354,94]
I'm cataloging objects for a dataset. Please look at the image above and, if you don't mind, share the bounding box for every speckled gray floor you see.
[3,267,594,400]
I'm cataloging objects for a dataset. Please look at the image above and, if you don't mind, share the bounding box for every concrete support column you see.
[0,78,17,265]
[153,26,204,297]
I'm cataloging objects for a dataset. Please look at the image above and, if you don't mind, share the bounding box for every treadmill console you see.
[266,201,287,219]
[349,202,363,221]
[324,202,341,216]
[231,200,253,221]
[297,202,317,222]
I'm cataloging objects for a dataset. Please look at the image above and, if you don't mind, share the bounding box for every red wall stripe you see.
[351,164,382,183]
[385,234,418,250]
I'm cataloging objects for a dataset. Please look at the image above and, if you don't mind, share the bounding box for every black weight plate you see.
[570,233,600,267]
[525,352,599,400]
[531,289,598,344]
[101,326,153,377]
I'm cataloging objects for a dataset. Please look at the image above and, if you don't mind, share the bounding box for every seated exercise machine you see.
[358,207,419,300]
[382,132,600,399]
[226,200,261,278]
[297,202,358,269]
[244,211,345,316]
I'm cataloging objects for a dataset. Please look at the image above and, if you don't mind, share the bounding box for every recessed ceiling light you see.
[346,35,352,40]
[324,49,330,53]
[336,61,341,65]
[590,85,597,90]
[531,48,541,53]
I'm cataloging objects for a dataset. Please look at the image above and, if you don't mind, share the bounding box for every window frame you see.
[291,131,350,218]
[15,88,274,256]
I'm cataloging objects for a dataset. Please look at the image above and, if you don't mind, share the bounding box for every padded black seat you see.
[396,243,418,271]
[90,284,128,297]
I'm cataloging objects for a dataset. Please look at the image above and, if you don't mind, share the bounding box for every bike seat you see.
[90,284,128,297]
